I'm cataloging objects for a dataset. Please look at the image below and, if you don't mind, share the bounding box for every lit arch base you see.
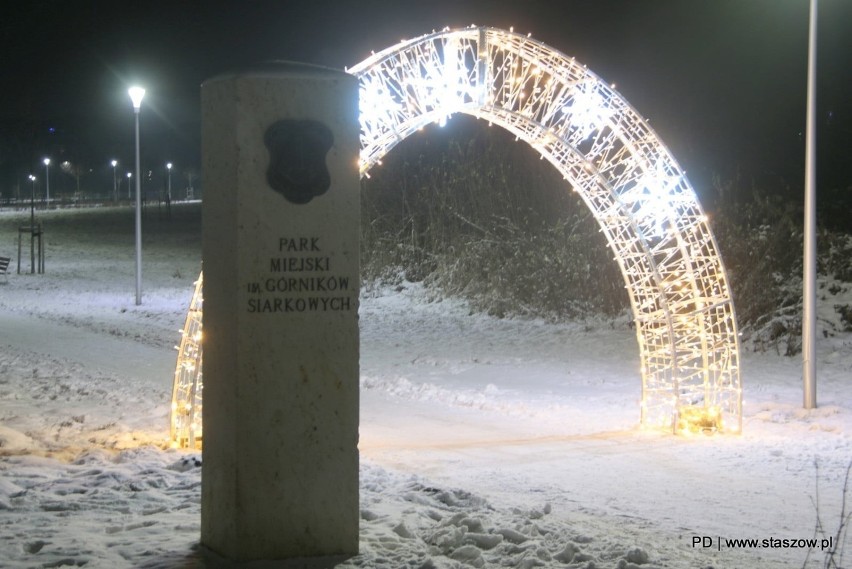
[170,274,203,449]
[171,26,742,447]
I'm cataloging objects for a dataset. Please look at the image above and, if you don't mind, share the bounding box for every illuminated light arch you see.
[171,26,742,447]
[171,274,203,448]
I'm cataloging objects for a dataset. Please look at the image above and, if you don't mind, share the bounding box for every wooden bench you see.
[0,256,10,283]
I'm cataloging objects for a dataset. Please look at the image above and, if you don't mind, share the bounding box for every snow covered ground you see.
[1,203,850,568]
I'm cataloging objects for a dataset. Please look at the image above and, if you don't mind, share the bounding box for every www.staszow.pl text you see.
[692,535,834,551]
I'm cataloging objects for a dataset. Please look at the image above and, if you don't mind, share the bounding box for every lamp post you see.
[129,86,145,306]
[127,172,132,199]
[43,158,50,208]
[166,162,173,218]
[803,0,818,409]
[166,162,173,201]
[28,175,36,272]
[111,160,118,202]
[28,174,36,224]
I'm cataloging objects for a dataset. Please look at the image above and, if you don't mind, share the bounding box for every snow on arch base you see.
[170,26,742,447]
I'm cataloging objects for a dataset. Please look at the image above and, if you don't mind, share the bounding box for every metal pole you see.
[803,0,818,409]
[44,162,50,208]
[167,165,172,219]
[134,108,143,305]
[30,177,35,274]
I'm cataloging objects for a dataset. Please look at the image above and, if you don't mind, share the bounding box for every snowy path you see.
[2,283,850,568]
[0,311,174,388]
[355,286,852,569]
[360,389,845,569]
[5,285,844,567]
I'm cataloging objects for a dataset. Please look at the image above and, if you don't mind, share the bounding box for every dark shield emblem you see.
[263,119,334,205]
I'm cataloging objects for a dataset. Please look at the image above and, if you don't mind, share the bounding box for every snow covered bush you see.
[360,117,628,321]
[821,231,852,282]
[708,175,852,354]
[707,177,804,354]
[361,119,852,337]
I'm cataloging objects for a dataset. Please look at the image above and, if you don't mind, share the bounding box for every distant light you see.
[127,172,132,178]
[111,159,118,167]
[166,162,173,170]
[128,86,146,110]
[28,174,36,181]
[48,127,56,134]
[43,158,50,166]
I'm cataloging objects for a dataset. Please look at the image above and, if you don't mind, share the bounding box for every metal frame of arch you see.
[171,26,742,447]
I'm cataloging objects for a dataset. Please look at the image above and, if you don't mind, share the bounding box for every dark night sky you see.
[1,0,850,204]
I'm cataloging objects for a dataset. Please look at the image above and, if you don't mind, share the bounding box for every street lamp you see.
[43,158,50,207]
[127,171,132,199]
[166,162,173,217]
[28,174,36,210]
[28,175,37,273]
[129,86,145,305]
[111,160,118,202]
[166,162,173,201]
[803,0,818,409]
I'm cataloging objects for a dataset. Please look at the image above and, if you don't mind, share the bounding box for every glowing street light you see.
[127,171,132,199]
[111,160,118,201]
[166,162,173,201]
[42,158,50,207]
[129,86,145,110]
[129,86,145,305]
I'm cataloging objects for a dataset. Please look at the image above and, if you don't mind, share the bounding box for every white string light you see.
[170,274,203,448]
[170,26,742,446]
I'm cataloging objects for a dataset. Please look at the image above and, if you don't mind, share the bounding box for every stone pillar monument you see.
[200,63,360,563]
